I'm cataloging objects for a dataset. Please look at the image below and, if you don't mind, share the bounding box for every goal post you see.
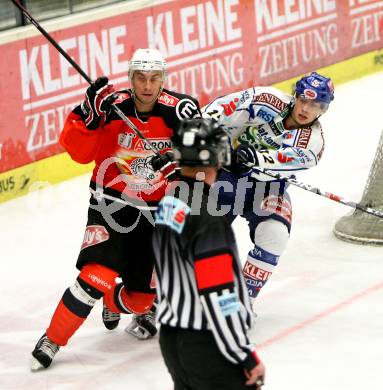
[334,130,383,245]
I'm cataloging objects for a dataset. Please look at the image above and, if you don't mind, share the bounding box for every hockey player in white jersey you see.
[202,72,334,307]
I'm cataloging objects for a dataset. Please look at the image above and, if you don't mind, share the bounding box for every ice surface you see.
[1,72,383,390]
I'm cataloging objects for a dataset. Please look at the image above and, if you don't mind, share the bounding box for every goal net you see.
[334,130,383,245]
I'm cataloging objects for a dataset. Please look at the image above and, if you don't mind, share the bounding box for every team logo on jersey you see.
[158,92,179,107]
[255,93,287,111]
[269,121,283,136]
[256,108,274,123]
[277,151,295,164]
[133,138,172,152]
[221,98,239,116]
[294,147,312,164]
[295,128,312,149]
[257,127,280,149]
[176,99,199,119]
[118,133,136,148]
[81,225,110,250]
[240,90,250,103]
[130,157,156,180]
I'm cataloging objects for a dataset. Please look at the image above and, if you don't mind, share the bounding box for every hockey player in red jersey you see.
[31,48,201,370]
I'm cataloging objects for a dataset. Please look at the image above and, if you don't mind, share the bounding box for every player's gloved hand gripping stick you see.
[150,151,179,181]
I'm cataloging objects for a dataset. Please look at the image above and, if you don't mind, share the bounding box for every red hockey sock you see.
[46,300,86,346]
[46,263,119,346]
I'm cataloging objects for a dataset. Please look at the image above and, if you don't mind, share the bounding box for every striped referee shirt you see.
[152,175,259,369]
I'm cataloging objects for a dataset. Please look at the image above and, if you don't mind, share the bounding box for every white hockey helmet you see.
[128,48,167,80]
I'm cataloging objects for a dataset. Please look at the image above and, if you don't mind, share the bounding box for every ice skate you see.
[102,304,121,330]
[125,308,157,340]
[31,333,60,371]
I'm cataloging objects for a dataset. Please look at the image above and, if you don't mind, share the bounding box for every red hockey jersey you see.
[60,89,201,204]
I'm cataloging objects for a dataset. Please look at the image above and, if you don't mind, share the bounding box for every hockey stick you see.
[245,164,383,219]
[10,0,160,155]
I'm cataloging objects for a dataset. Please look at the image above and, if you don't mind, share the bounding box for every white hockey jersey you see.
[202,87,325,180]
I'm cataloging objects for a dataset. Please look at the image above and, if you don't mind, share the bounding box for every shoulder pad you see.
[161,89,196,102]
[158,91,180,107]
[253,87,292,112]
[160,89,200,119]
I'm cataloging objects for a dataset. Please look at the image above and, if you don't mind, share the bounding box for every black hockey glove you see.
[81,76,117,130]
[232,143,259,174]
[151,151,179,181]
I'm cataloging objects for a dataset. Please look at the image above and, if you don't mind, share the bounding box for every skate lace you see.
[103,306,120,321]
[39,337,59,359]
[136,310,155,325]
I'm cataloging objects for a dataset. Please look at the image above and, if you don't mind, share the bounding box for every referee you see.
[152,118,265,390]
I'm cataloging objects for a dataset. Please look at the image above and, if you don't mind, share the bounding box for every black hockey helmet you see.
[172,118,231,167]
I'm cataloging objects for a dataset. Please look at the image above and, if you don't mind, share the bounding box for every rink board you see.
[1,48,382,204]
[1,0,383,203]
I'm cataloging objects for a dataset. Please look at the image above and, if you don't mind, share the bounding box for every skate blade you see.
[30,356,45,371]
[124,325,150,340]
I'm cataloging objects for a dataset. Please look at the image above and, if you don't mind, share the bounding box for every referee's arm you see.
[193,222,261,371]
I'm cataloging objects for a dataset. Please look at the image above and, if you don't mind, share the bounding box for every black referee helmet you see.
[172,118,231,167]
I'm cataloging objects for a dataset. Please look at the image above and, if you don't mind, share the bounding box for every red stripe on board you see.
[195,253,233,290]
[258,280,383,349]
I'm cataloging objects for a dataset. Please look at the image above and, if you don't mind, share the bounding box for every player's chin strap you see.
[244,163,383,219]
